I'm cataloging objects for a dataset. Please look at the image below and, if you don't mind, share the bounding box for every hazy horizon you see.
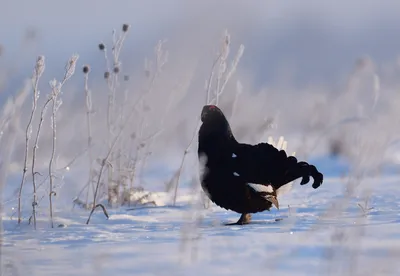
[2,1,400,90]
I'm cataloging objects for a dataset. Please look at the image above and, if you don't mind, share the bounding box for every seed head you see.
[34,55,45,79]
[113,66,120,74]
[82,65,90,74]
[122,24,130,32]
[104,71,110,79]
[98,43,105,51]
[65,54,79,81]
[123,75,129,81]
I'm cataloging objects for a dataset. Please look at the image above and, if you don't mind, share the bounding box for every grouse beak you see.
[266,195,279,210]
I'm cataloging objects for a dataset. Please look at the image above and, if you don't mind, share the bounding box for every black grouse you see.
[197,104,323,225]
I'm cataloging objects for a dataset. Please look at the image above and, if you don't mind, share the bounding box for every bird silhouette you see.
[198,104,323,225]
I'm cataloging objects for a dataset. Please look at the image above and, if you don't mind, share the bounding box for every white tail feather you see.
[247,183,274,193]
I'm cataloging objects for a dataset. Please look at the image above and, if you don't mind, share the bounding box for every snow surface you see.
[2,172,400,276]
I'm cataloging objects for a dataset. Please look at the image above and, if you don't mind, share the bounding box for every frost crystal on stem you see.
[17,55,45,225]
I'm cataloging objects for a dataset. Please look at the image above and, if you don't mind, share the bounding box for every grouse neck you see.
[200,116,231,133]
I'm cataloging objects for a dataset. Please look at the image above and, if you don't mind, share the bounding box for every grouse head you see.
[201,105,225,122]
[199,105,234,140]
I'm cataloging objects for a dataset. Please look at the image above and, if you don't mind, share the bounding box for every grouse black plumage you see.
[198,105,323,225]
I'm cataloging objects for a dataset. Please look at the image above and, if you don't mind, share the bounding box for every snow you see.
[2,173,400,276]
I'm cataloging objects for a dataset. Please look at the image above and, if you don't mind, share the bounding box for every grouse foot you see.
[225,213,252,225]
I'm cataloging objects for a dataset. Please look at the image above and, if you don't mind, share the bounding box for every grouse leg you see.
[225,213,252,225]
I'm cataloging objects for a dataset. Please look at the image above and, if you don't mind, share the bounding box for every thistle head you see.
[98,43,105,51]
[82,65,90,74]
[122,24,130,32]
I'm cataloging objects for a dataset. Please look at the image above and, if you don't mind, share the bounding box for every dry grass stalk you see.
[17,55,44,224]
[82,65,95,207]
[86,204,109,224]
[31,70,50,230]
[48,55,78,227]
